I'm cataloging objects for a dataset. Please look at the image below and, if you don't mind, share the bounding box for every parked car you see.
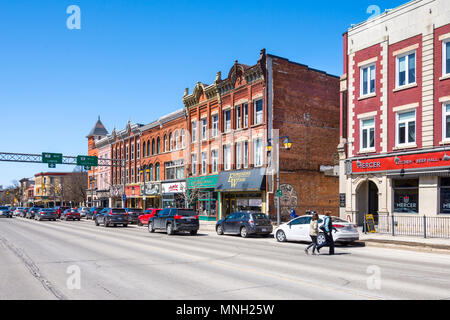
[216,212,273,238]
[125,208,144,225]
[95,208,129,227]
[35,208,58,221]
[137,208,162,226]
[13,207,25,216]
[19,208,29,218]
[148,208,199,235]
[26,206,43,219]
[55,206,70,219]
[77,207,89,218]
[87,207,105,220]
[61,208,81,221]
[0,206,12,218]
[274,215,360,245]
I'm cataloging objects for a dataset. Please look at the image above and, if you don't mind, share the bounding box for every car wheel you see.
[137,221,142,226]
[317,233,326,246]
[123,224,128,227]
[166,223,174,235]
[276,230,287,242]
[216,225,224,235]
[190,230,198,236]
[104,220,109,227]
[240,226,248,238]
[148,222,155,233]
[95,219,99,226]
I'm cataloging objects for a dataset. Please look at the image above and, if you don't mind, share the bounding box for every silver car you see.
[77,207,89,218]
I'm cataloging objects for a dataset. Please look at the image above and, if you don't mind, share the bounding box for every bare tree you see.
[175,184,199,209]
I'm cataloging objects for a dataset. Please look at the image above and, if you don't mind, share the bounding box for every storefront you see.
[161,181,186,208]
[187,175,218,221]
[215,168,266,220]
[96,190,110,208]
[342,149,450,225]
[140,182,161,209]
[125,185,141,208]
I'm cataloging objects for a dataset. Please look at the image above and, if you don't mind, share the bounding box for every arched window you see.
[152,139,155,155]
[155,163,160,181]
[146,141,150,157]
[169,133,173,151]
[164,135,167,152]
[175,131,179,150]
[181,129,185,148]
[157,137,160,154]
[149,164,153,181]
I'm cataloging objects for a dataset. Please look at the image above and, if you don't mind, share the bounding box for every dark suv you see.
[95,208,129,227]
[87,207,105,220]
[216,212,273,238]
[148,208,199,235]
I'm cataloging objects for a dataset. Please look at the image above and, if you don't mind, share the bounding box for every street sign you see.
[48,163,56,168]
[77,155,98,167]
[84,166,91,171]
[365,214,376,233]
[42,152,63,164]
[276,189,283,197]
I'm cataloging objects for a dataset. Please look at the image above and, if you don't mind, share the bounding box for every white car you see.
[274,215,359,245]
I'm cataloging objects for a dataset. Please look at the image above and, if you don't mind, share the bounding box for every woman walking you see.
[305,212,319,255]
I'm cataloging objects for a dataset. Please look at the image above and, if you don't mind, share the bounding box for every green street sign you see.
[42,152,63,164]
[48,163,56,168]
[77,155,98,167]
[84,166,91,171]
[276,189,283,197]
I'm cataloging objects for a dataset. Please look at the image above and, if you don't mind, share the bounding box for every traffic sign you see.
[276,189,283,197]
[48,163,56,168]
[42,152,63,164]
[77,155,98,167]
[84,166,91,171]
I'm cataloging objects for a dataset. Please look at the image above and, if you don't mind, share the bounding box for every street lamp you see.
[267,135,293,226]
[140,165,148,210]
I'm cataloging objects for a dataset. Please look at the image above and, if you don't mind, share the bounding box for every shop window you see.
[440,178,450,214]
[393,179,419,213]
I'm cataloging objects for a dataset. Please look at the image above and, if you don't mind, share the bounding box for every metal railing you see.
[375,214,450,239]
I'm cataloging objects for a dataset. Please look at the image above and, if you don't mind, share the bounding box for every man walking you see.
[316,211,335,255]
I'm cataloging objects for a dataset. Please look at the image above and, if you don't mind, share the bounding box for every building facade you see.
[338,0,450,225]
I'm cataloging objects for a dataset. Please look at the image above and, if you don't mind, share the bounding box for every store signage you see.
[215,168,266,192]
[187,175,219,189]
[352,151,450,174]
[161,182,186,194]
[141,183,160,196]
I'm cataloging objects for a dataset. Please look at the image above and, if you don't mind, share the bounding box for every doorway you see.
[356,180,379,226]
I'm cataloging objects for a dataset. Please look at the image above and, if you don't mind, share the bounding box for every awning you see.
[215,168,266,192]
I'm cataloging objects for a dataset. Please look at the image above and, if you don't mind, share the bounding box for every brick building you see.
[184,49,340,221]
[338,0,450,225]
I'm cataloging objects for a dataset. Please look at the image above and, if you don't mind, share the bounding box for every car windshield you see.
[175,209,196,216]
[251,213,269,219]
[111,209,126,214]
[0,206,8,210]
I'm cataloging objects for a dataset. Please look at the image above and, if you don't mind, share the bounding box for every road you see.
[1,217,450,300]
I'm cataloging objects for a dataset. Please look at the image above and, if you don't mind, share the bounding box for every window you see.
[254,138,263,167]
[126,168,129,184]
[211,150,218,173]
[131,168,134,183]
[236,142,242,169]
[443,40,450,76]
[137,141,140,159]
[155,163,160,181]
[146,141,150,157]
[157,137,160,154]
[360,118,375,151]
[131,143,134,160]
[440,178,450,214]
[243,141,249,168]
[243,104,248,128]
[152,139,155,155]
[224,110,231,133]
[191,121,197,143]
[164,135,167,152]
[165,160,184,180]
[201,152,207,175]
[175,131,179,150]
[254,100,263,125]
[223,145,231,170]
[212,115,218,137]
[169,133,173,151]
[397,110,416,146]
[393,179,419,213]
[180,130,185,148]
[149,164,153,181]
[191,154,197,176]
[396,51,416,87]
[443,103,450,141]
[126,145,129,160]
[360,64,376,96]
[236,105,242,129]
[201,118,207,141]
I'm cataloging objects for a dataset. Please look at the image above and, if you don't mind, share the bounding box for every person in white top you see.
[305,212,320,255]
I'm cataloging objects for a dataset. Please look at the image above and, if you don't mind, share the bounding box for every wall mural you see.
[279,183,298,217]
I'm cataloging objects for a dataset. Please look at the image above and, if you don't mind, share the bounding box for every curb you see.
[360,239,450,254]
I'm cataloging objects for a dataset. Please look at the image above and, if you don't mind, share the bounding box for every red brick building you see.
[338,0,450,225]
[184,49,340,221]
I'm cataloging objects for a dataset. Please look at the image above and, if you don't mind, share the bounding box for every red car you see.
[55,206,70,218]
[61,208,81,221]
[137,208,161,226]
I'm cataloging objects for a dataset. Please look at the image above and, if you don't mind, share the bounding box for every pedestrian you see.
[289,209,297,220]
[316,211,336,255]
[304,212,319,255]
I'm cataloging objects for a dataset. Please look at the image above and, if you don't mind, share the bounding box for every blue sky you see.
[0,0,406,187]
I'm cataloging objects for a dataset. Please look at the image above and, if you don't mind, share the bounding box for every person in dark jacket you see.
[316,211,337,255]
[289,210,298,220]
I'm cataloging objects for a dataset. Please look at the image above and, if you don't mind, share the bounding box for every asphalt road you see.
[1,216,450,300]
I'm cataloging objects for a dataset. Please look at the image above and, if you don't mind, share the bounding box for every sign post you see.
[365,214,376,233]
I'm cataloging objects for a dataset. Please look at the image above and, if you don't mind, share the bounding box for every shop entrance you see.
[356,180,379,226]
[224,193,263,217]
